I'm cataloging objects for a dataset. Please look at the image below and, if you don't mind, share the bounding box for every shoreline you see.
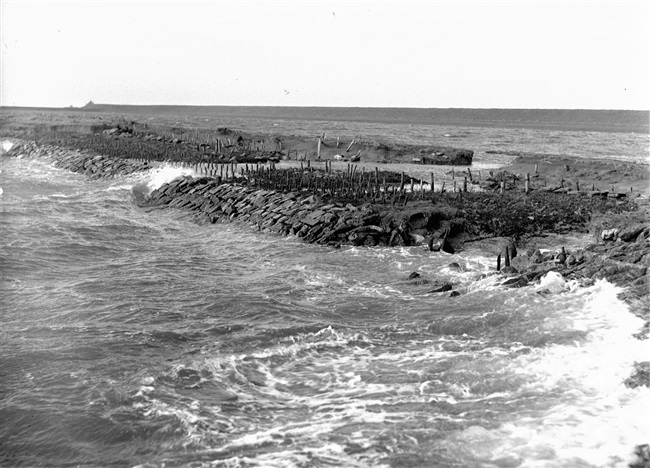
[3,135,649,464]
[3,137,647,301]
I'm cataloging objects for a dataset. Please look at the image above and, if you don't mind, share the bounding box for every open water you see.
[1,122,649,468]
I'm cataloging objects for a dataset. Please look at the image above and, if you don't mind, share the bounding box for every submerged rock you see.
[624,362,650,389]
[628,444,650,468]
[427,282,453,293]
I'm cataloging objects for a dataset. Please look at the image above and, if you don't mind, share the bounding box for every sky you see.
[1,1,649,110]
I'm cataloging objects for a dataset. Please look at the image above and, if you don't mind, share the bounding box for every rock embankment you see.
[497,212,649,320]
[147,176,426,248]
[5,140,153,178]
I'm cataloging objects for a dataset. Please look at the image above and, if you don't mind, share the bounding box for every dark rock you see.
[619,223,648,242]
[637,227,650,242]
[449,291,461,297]
[428,236,455,254]
[389,227,409,247]
[624,362,650,389]
[427,282,453,293]
[501,275,528,288]
[420,149,473,165]
[628,444,650,468]
[408,272,421,280]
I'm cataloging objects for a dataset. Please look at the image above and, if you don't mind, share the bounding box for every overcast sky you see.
[1,1,649,109]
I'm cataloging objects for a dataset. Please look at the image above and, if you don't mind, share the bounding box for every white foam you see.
[438,279,650,465]
[537,271,567,293]
[1,140,13,154]
[146,164,195,191]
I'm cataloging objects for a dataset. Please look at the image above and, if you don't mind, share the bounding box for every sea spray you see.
[129,163,195,200]
[1,139,14,154]
[434,278,650,467]
[146,164,195,192]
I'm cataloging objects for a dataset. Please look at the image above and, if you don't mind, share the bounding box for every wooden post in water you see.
[317,138,322,160]
[346,140,354,152]
[463,177,468,192]
[497,254,501,271]
[500,181,505,193]
[431,173,435,193]
[525,173,530,194]
[505,247,511,267]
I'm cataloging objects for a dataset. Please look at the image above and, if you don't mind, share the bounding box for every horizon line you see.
[2,104,650,113]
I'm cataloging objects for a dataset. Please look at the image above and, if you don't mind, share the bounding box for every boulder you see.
[407,271,430,286]
[619,223,648,242]
[420,149,473,166]
[427,282,453,293]
[501,275,528,288]
[624,362,650,389]
[428,236,455,254]
[628,444,650,468]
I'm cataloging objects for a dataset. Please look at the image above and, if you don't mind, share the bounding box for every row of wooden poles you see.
[48,133,264,163]
[47,132,632,195]
[139,159,486,204]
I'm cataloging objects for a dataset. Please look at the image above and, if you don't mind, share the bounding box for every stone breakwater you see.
[2,139,464,249]
[4,140,154,178]
[148,176,420,248]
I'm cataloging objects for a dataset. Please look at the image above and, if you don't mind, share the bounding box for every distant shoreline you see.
[2,104,649,134]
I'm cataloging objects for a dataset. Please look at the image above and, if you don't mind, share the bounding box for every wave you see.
[1,139,14,154]
[129,163,195,201]
[131,277,647,467]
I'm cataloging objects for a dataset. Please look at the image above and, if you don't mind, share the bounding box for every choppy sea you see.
[1,121,649,468]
